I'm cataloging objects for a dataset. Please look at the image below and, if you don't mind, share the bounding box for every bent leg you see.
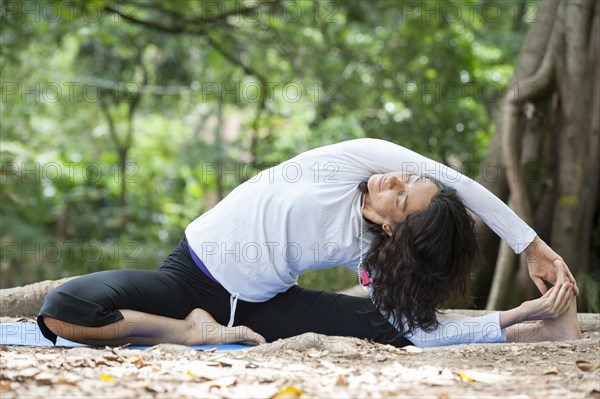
[43,308,264,346]
[38,268,264,346]
[38,236,265,346]
[38,268,195,344]
[43,309,194,346]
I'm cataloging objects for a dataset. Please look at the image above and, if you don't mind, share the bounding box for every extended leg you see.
[242,286,411,347]
[409,284,582,347]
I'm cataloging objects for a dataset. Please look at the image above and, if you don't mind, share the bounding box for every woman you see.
[38,139,582,347]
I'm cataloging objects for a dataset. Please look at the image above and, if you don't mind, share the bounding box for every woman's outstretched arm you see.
[336,138,578,294]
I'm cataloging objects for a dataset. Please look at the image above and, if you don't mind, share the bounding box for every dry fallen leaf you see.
[34,371,56,385]
[17,367,41,378]
[0,331,598,398]
[0,381,11,391]
[576,360,600,372]
[402,345,423,354]
[124,355,148,368]
[306,348,327,358]
[543,367,561,375]
[335,375,349,387]
[196,375,238,390]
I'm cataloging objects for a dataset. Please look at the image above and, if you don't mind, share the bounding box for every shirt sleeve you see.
[404,312,507,348]
[366,285,507,347]
[339,138,536,253]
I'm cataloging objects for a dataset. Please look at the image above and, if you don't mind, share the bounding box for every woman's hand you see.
[518,280,574,322]
[524,236,579,296]
[499,259,575,328]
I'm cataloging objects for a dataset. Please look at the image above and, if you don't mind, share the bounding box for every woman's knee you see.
[39,278,125,331]
[40,316,67,336]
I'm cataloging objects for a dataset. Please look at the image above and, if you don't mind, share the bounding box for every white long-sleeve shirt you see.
[185,138,536,303]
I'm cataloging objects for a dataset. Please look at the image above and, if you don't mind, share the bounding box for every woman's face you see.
[363,171,438,236]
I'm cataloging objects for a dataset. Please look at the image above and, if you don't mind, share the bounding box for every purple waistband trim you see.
[188,244,221,286]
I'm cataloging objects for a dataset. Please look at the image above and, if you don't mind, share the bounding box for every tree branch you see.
[124,45,148,151]
[104,5,188,34]
[104,2,272,110]
[514,22,559,105]
[205,34,267,86]
[105,0,282,34]
[128,0,281,24]
[500,1,564,226]
[99,96,123,151]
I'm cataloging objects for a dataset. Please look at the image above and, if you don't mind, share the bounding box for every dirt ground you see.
[1,320,599,398]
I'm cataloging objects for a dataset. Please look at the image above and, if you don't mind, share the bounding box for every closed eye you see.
[396,175,413,207]
[396,186,406,207]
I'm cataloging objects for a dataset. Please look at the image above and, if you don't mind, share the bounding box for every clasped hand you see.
[524,236,579,296]
[522,280,573,322]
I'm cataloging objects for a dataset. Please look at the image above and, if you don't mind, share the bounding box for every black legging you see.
[38,237,410,347]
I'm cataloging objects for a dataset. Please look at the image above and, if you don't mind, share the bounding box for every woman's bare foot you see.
[185,308,266,346]
[505,289,582,343]
[538,295,582,341]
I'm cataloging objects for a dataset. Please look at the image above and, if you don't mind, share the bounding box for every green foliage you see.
[298,267,357,293]
[1,0,537,294]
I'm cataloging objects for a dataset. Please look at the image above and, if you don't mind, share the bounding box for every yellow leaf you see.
[272,386,302,398]
[457,370,506,383]
[186,370,197,378]
[100,374,115,381]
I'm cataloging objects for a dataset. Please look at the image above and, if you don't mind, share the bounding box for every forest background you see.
[1,0,598,312]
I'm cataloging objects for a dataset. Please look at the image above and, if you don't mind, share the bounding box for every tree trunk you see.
[0,277,75,318]
[478,1,559,308]
[472,121,507,307]
[486,0,600,311]
[550,0,599,276]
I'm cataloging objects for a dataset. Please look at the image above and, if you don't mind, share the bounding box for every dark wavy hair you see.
[358,179,479,336]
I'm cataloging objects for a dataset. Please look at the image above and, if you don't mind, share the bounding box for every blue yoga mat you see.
[0,322,250,351]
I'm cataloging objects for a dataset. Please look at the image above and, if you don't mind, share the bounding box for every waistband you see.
[185,238,239,327]
[187,242,221,286]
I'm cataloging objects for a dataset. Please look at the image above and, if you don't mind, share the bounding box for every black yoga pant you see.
[38,237,410,347]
